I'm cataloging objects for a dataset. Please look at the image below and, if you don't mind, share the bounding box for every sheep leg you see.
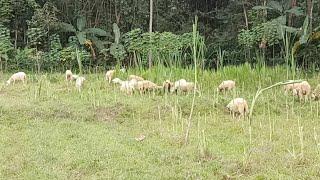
[237,114,241,121]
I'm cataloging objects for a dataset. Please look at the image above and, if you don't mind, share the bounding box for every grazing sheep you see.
[128,75,144,81]
[6,72,27,85]
[312,84,320,100]
[112,78,123,84]
[292,81,311,101]
[134,80,161,94]
[171,79,187,93]
[226,98,249,119]
[71,74,79,80]
[112,78,136,95]
[163,80,174,93]
[180,82,195,93]
[75,76,86,92]
[172,79,197,94]
[217,80,236,92]
[283,83,299,93]
[120,79,137,95]
[106,70,116,83]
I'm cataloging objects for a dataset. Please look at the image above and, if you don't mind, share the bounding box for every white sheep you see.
[75,76,86,92]
[6,72,27,85]
[105,70,116,83]
[172,79,197,94]
[171,79,187,93]
[217,80,236,92]
[71,74,79,80]
[292,81,311,101]
[128,74,144,81]
[120,79,137,95]
[65,70,73,81]
[112,78,136,95]
[226,98,249,119]
[65,70,79,81]
[112,78,123,84]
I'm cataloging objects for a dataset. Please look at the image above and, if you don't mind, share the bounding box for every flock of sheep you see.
[5,70,320,119]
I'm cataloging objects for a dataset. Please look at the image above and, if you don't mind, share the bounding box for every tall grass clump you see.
[184,16,205,145]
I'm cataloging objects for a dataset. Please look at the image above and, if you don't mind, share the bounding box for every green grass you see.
[0,65,320,179]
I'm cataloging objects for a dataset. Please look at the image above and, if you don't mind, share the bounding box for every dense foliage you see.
[0,0,319,72]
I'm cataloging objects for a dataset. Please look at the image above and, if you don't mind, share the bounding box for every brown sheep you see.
[163,80,174,93]
[134,80,161,94]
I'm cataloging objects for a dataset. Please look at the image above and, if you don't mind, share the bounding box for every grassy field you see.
[0,65,320,179]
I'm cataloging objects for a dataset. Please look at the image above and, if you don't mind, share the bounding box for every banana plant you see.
[59,16,109,60]
[107,23,126,66]
[292,15,320,55]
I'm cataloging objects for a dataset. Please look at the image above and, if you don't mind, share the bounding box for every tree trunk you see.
[288,0,297,27]
[148,0,153,69]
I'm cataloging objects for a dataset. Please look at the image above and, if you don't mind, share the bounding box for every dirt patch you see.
[53,108,73,119]
[95,103,127,122]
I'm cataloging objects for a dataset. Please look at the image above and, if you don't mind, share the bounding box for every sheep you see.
[65,70,79,82]
[112,78,123,84]
[120,79,139,95]
[71,74,79,80]
[105,70,116,83]
[171,79,198,94]
[75,76,86,92]
[283,83,300,93]
[112,78,136,95]
[171,79,187,93]
[292,81,311,101]
[311,84,320,100]
[217,80,236,92]
[226,98,249,119]
[163,80,174,93]
[134,80,162,94]
[65,70,73,81]
[128,75,144,81]
[6,72,27,85]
